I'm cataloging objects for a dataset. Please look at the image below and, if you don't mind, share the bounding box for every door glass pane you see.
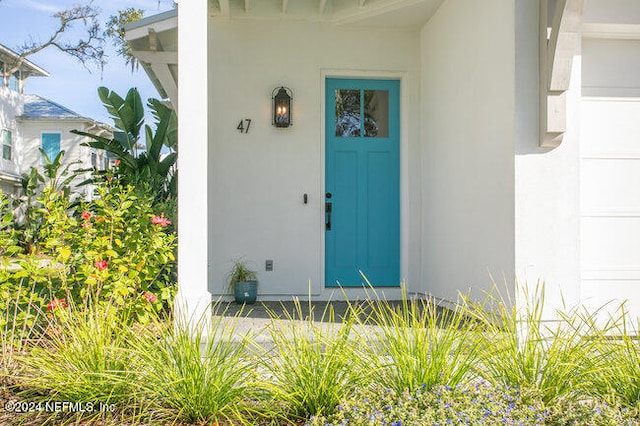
[364,90,389,137]
[335,89,361,137]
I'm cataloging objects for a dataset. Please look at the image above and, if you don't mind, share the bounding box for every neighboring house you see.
[125,0,640,323]
[0,43,111,198]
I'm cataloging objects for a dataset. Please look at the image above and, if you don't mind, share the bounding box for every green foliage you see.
[4,290,640,424]
[1,284,43,390]
[41,148,81,193]
[587,307,640,408]
[104,8,146,71]
[15,167,42,252]
[72,87,178,204]
[261,299,369,418]
[0,192,19,257]
[362,291,480,394]
[309,382,640,426]
[1,180,176,324]
[465,284,605,405]
[17,299,139,406]
[226,258,258,291]
[130,307,259,423]
[9,151,82,254]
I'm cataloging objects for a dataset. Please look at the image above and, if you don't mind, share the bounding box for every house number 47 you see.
[237,119,252,134]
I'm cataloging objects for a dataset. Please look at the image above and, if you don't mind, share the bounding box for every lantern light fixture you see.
[272,86,292,128]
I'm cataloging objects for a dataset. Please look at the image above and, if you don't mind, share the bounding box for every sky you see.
[0,0,175,125]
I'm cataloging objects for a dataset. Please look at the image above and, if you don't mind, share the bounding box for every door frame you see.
[319,69,409,291]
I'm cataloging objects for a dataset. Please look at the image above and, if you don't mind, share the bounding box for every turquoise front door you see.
[325,78,400,287]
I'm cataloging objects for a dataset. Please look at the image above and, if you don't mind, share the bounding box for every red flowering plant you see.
[71,184,176,319]
[1,181,176,324]
[46,298,68,311]
[144,292,158,303]
[94,260,108,271]
[150,215,171,227]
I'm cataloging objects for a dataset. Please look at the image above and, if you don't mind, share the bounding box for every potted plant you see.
[227,258,258,304]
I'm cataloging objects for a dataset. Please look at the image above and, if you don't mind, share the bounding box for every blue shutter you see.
[42,133,61,163]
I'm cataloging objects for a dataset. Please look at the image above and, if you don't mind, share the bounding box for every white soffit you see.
[209,0,443,29]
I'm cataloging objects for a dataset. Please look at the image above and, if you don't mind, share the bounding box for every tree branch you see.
[2,2,105,79]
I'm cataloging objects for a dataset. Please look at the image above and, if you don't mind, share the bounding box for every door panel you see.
[333,150,358,269]
[325,78,400,287]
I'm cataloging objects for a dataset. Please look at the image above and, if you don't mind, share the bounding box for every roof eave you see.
[16,116,92,122]
[0,44,50,77]
[124,8,178,40]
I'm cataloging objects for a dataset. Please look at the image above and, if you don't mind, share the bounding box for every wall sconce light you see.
[272,86,292,128]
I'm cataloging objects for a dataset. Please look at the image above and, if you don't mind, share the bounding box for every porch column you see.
[175,0,211,329]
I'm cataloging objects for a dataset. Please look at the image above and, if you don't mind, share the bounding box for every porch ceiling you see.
[211,0,445,29]
[125,0,444,107]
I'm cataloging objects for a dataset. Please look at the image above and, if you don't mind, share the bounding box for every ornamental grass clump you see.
[587,306,640,408]
[464,283,605,404]
[17,296,139,407]
[261,298,368,419]
[1,282,42,390]
[129,304,259,424]
[361,289,480,394]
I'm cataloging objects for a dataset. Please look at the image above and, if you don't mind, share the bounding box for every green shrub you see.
[0,191,19,257]
[1,181,176,323]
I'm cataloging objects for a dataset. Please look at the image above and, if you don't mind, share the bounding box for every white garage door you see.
[580,38,640,318]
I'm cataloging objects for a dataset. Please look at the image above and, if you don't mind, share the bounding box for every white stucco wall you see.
[207,19,422,298]
[419,0,516,303]
[514,0,583,316]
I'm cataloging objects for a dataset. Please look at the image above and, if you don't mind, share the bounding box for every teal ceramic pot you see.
[233,280,258,304]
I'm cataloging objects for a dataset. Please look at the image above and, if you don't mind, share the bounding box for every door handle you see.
[325,201,332,230]
[325,192,332,231]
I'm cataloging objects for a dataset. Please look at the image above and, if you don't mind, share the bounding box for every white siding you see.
[19,121,89,170]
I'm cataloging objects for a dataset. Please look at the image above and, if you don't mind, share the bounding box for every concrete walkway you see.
[212,300,429,345]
